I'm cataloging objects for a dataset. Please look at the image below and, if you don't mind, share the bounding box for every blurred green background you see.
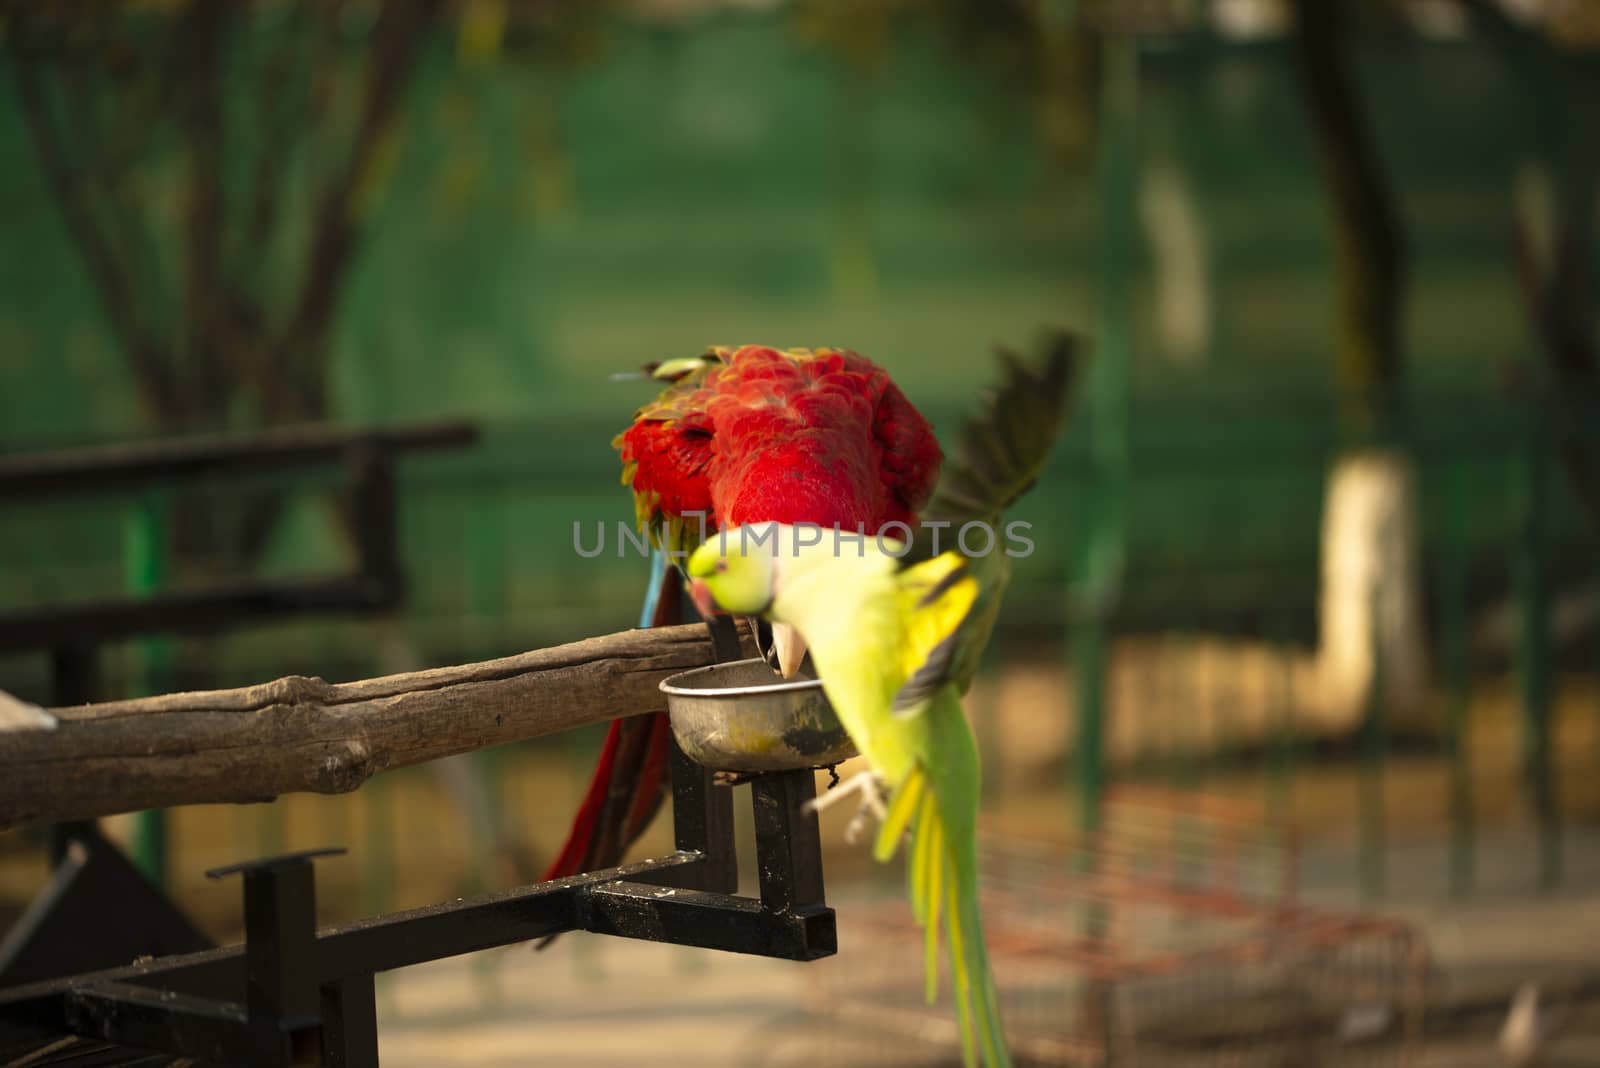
[3,4,1587,684]
[1,0,1598,917]
[5,9,1600,1066]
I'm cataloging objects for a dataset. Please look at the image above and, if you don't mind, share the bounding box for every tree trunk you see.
[1290,0,1427,727]
[1311,449,1428,728]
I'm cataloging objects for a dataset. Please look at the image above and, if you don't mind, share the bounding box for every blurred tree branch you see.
[791,0,1101,172]
[177,0,229,423]
[1461,0,1600,526]
[275,0,442,426]
[10,18,180,426]
[1289,0,1408,440]
[4,0,444,584]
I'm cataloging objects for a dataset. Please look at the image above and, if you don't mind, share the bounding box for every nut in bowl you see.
[659,657,858,773]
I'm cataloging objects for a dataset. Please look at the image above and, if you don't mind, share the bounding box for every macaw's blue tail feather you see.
[638,548,668,628]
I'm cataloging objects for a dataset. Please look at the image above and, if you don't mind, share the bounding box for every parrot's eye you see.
[714,560,729,573]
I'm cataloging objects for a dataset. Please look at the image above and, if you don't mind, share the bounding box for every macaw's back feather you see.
[617,345,941,556]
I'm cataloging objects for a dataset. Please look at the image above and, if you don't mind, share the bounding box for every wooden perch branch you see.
[0,623,752,832]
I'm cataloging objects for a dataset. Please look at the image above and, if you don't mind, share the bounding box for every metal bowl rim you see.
[659,657,826,697]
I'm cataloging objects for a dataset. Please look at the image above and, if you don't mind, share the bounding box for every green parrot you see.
[686,336,1077,1068]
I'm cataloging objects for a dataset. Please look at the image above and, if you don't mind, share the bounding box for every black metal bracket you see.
[0,748,834,1066]
[0,420,479,692]
[0,822,212,990]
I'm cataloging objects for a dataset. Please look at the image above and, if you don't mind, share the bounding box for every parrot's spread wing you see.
[920,330,1079,534]
[891,552,982,719]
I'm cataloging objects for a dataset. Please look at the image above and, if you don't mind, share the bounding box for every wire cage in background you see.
[765,786,1428,1068]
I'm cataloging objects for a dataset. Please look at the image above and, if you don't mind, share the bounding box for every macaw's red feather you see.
[550,344,941,887]
[619,345,941,543]
[541,719,620,881]
[617,411,715,522]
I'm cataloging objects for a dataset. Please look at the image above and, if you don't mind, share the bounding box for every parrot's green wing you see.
[892,552,983,718]
[916,330,1079,538]
[894,329,1081,695]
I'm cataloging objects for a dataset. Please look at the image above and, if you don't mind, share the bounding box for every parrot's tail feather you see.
[923,804,943,1004]
[892,765,1012,1068]
[910,789,935,927]
[962,882,1008,1068]
[945,854,977,1068]
[876,773,924,864]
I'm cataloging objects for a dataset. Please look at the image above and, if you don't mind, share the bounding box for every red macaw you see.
[542,344,942,881]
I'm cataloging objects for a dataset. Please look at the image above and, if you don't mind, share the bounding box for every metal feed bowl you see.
[660,657,858,773]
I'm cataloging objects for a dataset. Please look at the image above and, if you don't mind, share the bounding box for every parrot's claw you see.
[747,616,768,664]
[844,804,877,845]
[803,770,888,828]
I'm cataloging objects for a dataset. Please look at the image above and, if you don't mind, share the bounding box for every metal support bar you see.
[582,883,833,961]
[47,643,99,707]
[318,976,378,1068]
[674,744,738,894]
[0,421,477,501]
[1,621,829,1064]
[347,446,402,606]
[64,981,249,1062]
[214,850,332,1065]
[751,771,825,914]
[1515,434,1561,889]
[2,783,833,1065]
[0,824,211,990]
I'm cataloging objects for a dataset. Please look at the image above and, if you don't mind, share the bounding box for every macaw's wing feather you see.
[891,552,982,719]
[920,330,1080,534]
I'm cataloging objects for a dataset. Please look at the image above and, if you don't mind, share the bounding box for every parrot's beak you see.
[688,577,718,620]
[771,622,808,679]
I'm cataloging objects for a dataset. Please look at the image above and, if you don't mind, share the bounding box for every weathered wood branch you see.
[0,623,752,832]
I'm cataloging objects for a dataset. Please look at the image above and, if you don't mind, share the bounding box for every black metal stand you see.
[0,823,212,991]
[0,746,833,1066]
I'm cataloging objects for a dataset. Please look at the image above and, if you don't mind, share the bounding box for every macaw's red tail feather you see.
[623,713,674,841]
[542,711,673,881]
[540,566,683,884]
[540,719,624,881]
